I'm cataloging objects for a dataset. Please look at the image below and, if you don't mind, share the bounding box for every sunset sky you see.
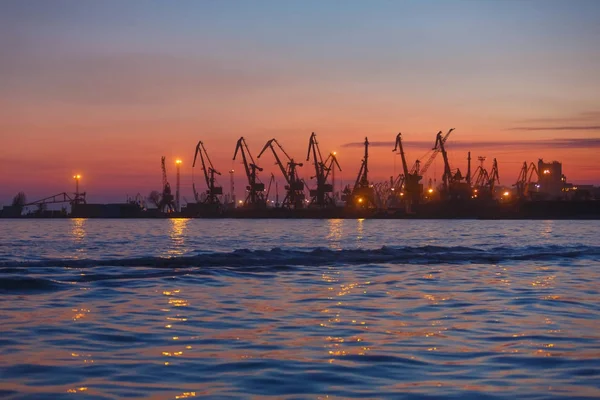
[1,0,599,205]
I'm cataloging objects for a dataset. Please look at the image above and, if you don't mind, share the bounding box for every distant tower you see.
[175,159,182,212]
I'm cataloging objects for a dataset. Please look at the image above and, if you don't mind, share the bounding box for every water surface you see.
[1,219,599,399]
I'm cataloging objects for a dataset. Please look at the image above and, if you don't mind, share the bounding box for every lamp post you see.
[73,174,81,204]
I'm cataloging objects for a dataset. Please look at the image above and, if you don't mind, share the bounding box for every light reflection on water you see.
[0,220,599,399]
[166,218,189,257]
[326,219,343,249]
[70,218,87,258]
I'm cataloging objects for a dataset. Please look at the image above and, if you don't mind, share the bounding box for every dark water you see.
[1,219,599,399]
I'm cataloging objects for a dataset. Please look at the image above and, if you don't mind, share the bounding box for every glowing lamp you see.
[175,159,182,165]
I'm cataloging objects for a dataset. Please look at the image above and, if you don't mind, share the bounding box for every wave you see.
[1,245,599,270]
[0,277,69,293]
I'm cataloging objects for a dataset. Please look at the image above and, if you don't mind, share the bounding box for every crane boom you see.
[258,139,291,184]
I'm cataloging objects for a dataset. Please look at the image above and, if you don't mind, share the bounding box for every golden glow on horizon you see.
[175,159,182,165]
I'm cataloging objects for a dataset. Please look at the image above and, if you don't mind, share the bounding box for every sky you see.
[1,0,599,205]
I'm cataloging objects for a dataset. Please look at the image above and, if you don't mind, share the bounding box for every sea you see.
[1,219,599,399]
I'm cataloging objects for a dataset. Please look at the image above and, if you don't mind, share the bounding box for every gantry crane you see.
[346,137,375,208]
[233,137,266,208]
[472,156,490,196]
[472,156,499,199]
[514,161,539,199]
[192,141,223,205]
[257,138,305,209]
[306,132,341,207]
[158,156,176,213]
[393,132,422,210]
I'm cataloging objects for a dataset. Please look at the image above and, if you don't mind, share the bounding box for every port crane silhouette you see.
[515,161,539,199]
[193,141,223,205]
[344,137,375,208]
[306,132,341,207]
[392,132,422,210]
[233,137,266,208]
[258,138,305,209]
[158,156,176,213]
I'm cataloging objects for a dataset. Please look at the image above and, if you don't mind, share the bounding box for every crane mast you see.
[306,132,340,207]
[233,137,266,208]
[258,138,305,209]
[192,141,223,205]
[158,156,175,213]
[393,132,422,209]
[346,137,375,208]
[354,137,370,190]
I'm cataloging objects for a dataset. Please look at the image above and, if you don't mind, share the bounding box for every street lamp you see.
[73,174,83,205]
[73,174,81,196]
